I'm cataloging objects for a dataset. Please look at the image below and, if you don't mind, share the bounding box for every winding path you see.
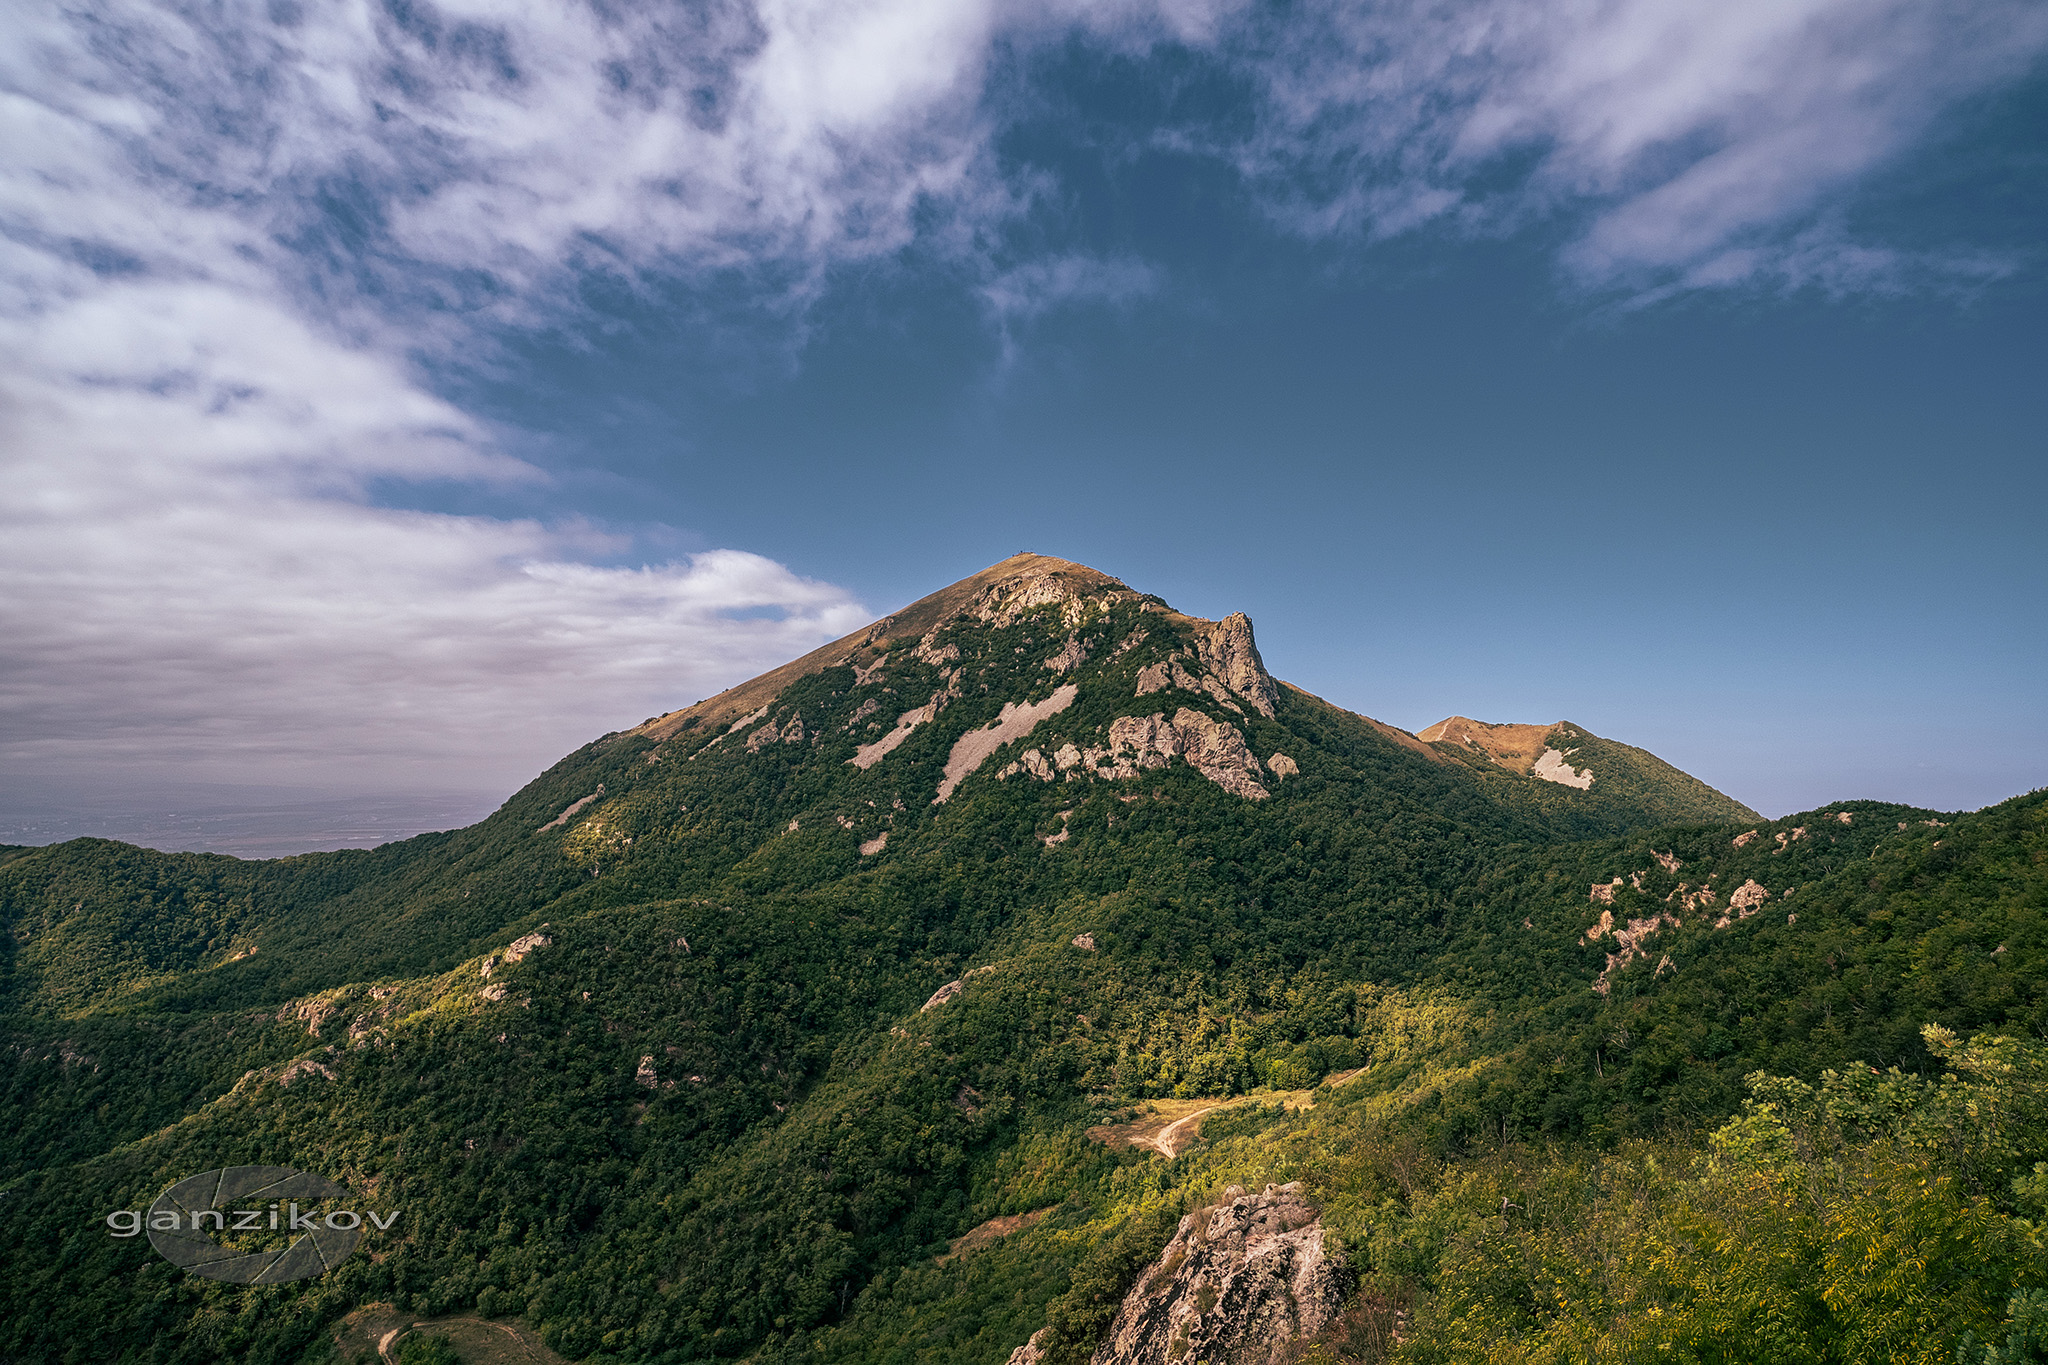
[1142,1105,1223,1158]
[379,1317,534,1363]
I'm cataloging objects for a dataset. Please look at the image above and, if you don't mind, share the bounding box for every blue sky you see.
[2,0,2044,824]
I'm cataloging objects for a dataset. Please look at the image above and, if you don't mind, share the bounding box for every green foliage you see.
[1956,1290,2048,1365]
[0,587,2038,1365]
[1296,1031,2048,1364]
[397,1333,462,1365]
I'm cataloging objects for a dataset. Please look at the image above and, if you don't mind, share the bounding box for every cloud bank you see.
[0,319,869,789]
[2,0,2042,797]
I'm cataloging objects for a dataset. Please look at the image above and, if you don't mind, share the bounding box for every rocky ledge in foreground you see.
[1010,1182,1348,1365]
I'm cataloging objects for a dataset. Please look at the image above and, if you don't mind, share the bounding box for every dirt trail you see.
[363,1312,557,1364]
[1087,1071,1366,1159]
[1144,1105,1224,1157]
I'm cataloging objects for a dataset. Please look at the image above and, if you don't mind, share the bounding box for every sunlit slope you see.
[1421,714,1760,830]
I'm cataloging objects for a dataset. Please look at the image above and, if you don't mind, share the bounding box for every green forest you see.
[2,568,2041,1365]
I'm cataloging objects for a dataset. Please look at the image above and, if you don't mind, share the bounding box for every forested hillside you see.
[0,556,2036,1365]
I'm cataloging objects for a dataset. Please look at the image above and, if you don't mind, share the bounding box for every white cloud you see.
[0,0,918,791]
[0,278,868,790]
[1233,0,2048,291]
[9,0,2041,335]
[982,255,1159,317]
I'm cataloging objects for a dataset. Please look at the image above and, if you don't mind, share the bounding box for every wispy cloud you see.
[0,0,935,790]
[3,0,1020,318]
[24,0,2029,335]
[0,284,868,789]
[1228,0,2048,292]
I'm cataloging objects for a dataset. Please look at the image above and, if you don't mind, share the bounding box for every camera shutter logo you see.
[136,1166,377,1284]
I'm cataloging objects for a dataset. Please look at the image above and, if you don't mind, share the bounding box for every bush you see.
[396,1332,461,1365]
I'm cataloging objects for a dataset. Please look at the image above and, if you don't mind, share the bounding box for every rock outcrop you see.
[973,569,1132,630]
[1131,616,1278,719]
[1585,909,1680,996]
[1190,614,1278,717]
[1169,710,1270,800]
[1044,634,1091,673]
[481,929,552,978]
[1103,709,1269,799]
[1087,1183,1346,1365]
[995,707,1270,800]
[1006,1328,1048,1365]
[1715,878,1771,928]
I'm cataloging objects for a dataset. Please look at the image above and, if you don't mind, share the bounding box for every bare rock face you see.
[1169,708,1270,800]
[1191,614,1278,718]
[504,930,551,963]
[1135,619,1276,719]
[1091,1183,1346,1365]
[973,571,1131,630]
[1107,712,1182,765]
[1045,634,1091,673]
[1104,709,1269,799]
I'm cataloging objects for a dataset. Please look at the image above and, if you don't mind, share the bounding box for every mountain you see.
[1417,715,1757,828]
[0,554,2039,1365]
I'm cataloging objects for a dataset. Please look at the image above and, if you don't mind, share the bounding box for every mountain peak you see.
[1415,714,1757,818]
[634,556,1138,740]
[617,555,1754,827]
[617,553,1306,811]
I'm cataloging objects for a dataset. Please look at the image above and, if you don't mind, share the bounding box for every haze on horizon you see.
[3,0,2044,848]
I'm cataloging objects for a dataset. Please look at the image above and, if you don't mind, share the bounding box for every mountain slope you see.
[1420,714,1759,829]
[1,555,2018,1365]
[1,556,1751,1020]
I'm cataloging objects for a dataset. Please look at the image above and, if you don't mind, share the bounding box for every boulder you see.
[1088,1183,1347,1365]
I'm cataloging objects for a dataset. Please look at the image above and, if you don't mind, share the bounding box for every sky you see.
[2,0,2045,845]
